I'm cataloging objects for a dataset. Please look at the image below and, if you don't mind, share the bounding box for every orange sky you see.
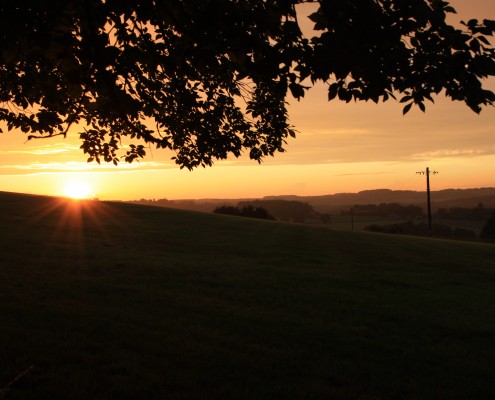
[0,0,494,200]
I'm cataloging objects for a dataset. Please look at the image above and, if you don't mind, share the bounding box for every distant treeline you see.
[435,203,493,221]
[127,198,328,222]
[365,209,495,242]
[213,205,275,220]
[211,200,332,223]
[341,203,423,219]
[365,221,477,241]
[265,188,495,213]
[339,202,495,221]
[128,198,214,213]
[237,200,330,223]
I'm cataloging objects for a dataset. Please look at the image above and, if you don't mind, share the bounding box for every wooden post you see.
[426,167,432,236]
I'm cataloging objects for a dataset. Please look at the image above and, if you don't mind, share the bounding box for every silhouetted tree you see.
[239,200,315,222]
[214,205,275,220]
[214,205,240,217]
[480,211,495,241]
[1,1,495,167]
[239,205,276,220]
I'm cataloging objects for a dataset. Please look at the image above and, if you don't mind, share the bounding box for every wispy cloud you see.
[332,171,392,177]
[410,148,494,160]
[0,143,80,155]
[0,160,175,174]
[300,128,371,137]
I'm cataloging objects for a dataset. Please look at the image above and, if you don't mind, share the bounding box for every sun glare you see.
[63,181,92,199]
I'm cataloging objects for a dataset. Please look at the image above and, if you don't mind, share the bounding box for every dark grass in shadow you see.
[0,191,494,399]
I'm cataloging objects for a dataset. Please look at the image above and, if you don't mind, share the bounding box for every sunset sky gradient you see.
[1,0,494,200]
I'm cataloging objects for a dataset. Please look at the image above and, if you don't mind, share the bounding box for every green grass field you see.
[1,191,494,399]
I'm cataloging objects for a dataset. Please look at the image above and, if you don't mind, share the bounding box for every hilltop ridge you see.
[129,187,495,214]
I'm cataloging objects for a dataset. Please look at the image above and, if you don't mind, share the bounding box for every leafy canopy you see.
[1,0,495,168]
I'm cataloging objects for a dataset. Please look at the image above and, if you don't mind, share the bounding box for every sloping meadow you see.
[1,192,494,399]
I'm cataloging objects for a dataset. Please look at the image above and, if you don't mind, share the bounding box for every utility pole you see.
[416,167,438,236]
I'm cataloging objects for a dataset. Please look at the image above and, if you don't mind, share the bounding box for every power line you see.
[416,167,438,237]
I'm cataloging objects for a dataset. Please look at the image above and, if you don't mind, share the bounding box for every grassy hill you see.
[1,191,494,399]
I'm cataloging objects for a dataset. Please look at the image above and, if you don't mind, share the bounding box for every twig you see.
[25,132,67,143]
[0,365,34,398]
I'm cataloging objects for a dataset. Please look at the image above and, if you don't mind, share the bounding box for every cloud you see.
[0,160,175,175]
[332,171,392,177]
[0,143,80,155]
[297,128,371,137]
[410,148,495,160]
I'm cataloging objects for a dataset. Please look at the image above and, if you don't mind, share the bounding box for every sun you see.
[63,181,93,199]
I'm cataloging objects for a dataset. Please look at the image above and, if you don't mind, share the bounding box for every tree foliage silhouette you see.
[480,211,495,241]
[214,205,276,220]
[1,1,495,168]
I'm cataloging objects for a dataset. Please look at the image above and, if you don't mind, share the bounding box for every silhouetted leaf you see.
[403,103,413,115]
[470,38,481,52]
[289,83,305,99]
[328,84,339,100]
[478,36,490,46]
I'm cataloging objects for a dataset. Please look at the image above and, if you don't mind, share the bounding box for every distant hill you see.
[265,188,495,213]
[129,188,495,214]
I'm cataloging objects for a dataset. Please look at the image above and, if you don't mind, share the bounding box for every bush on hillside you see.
[435,203,494,221]
[365,221,476,241]
[341,203,423,219]
[238,200,315,223]
[480,211,495,241]
[214,205,276,221]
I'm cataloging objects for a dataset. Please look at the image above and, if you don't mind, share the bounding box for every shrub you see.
[364,220,475,240]
[480,212,495,241]
[214,205,275,221]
